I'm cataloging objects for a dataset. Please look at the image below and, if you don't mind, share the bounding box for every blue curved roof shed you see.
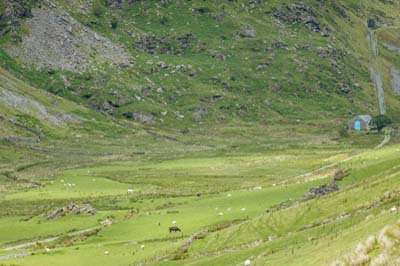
[348,115,372,131]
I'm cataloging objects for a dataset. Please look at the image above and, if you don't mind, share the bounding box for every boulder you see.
[131,112,154,123]
[90,100,116,115]
[192,106,208,120]
[236,26,256,38]
[213,54,226,61]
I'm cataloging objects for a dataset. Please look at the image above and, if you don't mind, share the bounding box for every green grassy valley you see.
[0,0,399,265]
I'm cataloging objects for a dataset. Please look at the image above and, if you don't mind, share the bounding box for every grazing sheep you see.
[245,259,251,266]
[169,226,182,233]
[127,189,133,194]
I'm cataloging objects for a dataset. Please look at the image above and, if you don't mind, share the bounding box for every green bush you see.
[370,115,392,132]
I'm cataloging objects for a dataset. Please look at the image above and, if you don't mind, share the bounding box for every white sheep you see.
[245,259,251,266]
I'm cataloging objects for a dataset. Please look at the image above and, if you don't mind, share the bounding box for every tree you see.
[111,16,118,29]
[370,115,392,132]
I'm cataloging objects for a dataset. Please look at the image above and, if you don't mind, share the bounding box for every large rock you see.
[236,26,256,38]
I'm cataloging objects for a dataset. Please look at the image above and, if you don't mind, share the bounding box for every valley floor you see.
[0,130,399,266]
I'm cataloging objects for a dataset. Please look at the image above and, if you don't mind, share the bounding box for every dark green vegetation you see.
[370,114,392,132]
[0,0,400,265]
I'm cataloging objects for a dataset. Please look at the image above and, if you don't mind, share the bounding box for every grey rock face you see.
[0,87,80,125]
[7,3,131,72]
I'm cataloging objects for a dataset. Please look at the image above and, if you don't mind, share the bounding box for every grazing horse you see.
[169,226,182,233]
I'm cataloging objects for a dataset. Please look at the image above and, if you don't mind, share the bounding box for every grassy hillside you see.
[1,0,400,132]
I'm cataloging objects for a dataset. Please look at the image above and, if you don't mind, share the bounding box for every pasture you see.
[0,131,398,266]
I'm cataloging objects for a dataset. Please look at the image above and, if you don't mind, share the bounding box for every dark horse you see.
[169,226,182,233]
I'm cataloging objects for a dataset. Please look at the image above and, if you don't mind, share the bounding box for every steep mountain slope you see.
[1,0,400,133]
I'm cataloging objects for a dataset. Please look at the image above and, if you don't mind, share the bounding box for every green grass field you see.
[0,129,399,265]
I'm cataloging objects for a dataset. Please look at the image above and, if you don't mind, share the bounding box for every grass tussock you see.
[331,221,400,266]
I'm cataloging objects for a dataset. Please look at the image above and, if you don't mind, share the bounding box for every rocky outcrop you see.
[45,203,96,220]
[0,0,38,35]
[7,2,131,72]
[390,67,400,96]
[134,33,195,55]
[90,100,116,115]
[273,3,322,32]
[383,43,400,54]
[123,111,154,123]
[305,182,339,199]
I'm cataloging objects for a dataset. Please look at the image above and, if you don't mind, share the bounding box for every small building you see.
[348,115,372,131]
